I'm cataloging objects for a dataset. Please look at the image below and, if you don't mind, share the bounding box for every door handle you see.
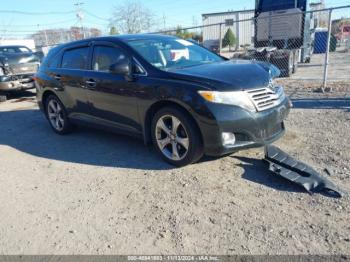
[85,79,97,88]
[54,74,61,81]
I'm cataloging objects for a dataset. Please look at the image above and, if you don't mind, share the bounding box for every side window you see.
[92,46,127,72]
[48,53,61,68]
[61,47,89,70]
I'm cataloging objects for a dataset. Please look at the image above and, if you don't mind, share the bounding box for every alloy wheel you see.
[155,115,190,161]
[47,99,65,131]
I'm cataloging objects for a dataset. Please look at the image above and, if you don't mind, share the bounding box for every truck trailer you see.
[247,0,314,77]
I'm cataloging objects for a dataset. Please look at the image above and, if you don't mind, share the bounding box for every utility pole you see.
[37,24,48,47]
[162,13,166,31]
[75,2,85,39]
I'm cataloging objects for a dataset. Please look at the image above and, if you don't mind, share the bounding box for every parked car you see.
[35,34,291,166]
[0,45,43,101]
[336,25,350,43]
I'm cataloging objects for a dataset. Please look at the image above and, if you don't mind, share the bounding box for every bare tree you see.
[110,1,153,34]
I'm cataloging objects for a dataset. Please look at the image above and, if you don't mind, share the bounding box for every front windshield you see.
[128,37,224,71]
[0,46,31,54]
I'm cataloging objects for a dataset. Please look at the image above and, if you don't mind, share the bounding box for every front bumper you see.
[0,75,35,92]
[199,97,292,156]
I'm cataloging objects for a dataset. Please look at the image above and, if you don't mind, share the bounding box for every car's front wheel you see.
[45,95,72,135]
[151,106,203,167]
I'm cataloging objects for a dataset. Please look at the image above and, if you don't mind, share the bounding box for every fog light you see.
[222,132,236,146]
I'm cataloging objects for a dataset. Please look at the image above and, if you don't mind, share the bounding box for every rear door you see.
[52,44,92,118]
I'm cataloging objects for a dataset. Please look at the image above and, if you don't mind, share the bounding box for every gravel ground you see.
[0,87,349,255]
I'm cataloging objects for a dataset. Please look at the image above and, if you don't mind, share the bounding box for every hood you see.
[0,52,40,66]
[166,60,276,91]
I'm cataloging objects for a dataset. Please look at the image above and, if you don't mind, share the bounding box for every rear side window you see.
[48,53,61,68]
[92,46,127,72]
[61,47,89,70]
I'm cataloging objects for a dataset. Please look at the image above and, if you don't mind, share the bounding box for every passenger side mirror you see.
[109,58,132,78]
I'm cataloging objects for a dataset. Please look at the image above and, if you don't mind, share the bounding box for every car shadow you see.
[233,156,306,193]
[0,109,173,170]
[291,97,350,110]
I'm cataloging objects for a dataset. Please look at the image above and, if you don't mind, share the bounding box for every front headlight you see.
[198,90,256,112]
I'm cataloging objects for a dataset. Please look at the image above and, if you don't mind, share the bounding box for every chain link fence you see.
[153,6,350,92]
[25,5,350,93]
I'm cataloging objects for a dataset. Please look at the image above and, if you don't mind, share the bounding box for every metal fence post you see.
[322,9,333,92]
[219,23,222,55]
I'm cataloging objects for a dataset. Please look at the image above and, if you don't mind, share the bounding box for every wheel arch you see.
[42,90,58,109]
[143,100,203,146]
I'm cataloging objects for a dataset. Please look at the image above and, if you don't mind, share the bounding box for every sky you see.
[0,0,349,38]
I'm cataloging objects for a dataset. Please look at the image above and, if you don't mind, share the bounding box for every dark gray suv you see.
[36,34,291,166]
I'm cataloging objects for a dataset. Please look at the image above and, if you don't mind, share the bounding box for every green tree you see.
[222,28,236,51]
[175,26,195,39]
[192,32,203,43]
[109,26,119,35]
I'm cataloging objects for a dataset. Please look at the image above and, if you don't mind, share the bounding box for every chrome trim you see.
[246,85,286,112]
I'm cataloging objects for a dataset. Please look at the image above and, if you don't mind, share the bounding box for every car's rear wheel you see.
[45,95,72,135]
[151,106,203,167]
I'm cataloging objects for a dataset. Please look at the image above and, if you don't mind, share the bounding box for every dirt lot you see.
[0,85,349,255]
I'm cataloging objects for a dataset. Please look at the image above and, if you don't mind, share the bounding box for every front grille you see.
[9,74,33,83]
[9,63,39,75]
[246,86,286,112]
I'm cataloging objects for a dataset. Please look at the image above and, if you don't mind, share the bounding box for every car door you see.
[85,42,141,134]
[51,44,92,119]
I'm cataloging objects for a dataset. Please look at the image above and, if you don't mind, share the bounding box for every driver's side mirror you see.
[109,58,134,81]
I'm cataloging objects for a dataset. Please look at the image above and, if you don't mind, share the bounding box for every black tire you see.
[45,95,72,135]
[0,95,7,103]
[151,106,204,167]
[279,54,292,78]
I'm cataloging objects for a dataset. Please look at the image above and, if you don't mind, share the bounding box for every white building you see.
[202,9,255,51]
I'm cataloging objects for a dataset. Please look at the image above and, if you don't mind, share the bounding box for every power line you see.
[84,20,110,27]
[0,18,77,28]
[84,10,110,22]
[0,9,75,15]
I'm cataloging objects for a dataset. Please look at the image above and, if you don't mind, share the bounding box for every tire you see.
[280,54,293,78]
[0,95,7,103]
[151,106,204,167]
[45,95,72,135]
